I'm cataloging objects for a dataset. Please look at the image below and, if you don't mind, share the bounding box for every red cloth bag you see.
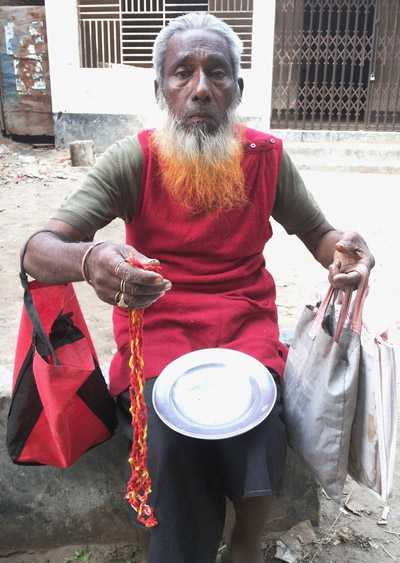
[7,244,117,468]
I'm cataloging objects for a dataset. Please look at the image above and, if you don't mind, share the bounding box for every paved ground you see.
[0,135,399,562]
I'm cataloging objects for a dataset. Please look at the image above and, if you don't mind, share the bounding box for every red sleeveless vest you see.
[109,127,288,396]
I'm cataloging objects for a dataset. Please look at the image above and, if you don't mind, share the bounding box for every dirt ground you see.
[0,135,399,563]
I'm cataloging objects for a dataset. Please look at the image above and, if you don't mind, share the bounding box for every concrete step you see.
[272,129,400,172]
[285,142,400,160]
[279,138,400,174]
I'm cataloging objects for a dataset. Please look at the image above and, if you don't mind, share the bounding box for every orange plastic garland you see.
[125,258,160,527]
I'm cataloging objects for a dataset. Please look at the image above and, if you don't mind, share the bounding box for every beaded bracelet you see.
[81,241,105,285]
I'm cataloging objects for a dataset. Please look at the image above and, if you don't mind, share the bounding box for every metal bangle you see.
[81,241,105,285]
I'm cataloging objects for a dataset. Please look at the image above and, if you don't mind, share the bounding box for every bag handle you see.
[337,265,370,339]
[349,265,370,334]
[309,285,336,340]
[310,266,369,343]
[19,230,67,365]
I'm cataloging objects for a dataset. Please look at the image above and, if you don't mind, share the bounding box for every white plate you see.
[152,348,277,439]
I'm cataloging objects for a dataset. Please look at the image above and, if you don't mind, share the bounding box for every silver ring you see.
[114,290,128,308]
[120,278,126,293]
[117,293,128,308]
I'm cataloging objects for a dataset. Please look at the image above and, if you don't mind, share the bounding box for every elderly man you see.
[23,12,374,563]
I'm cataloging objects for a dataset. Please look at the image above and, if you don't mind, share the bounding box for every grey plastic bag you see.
[283,279,368,502]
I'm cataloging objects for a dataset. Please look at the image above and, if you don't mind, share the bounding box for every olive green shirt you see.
[52,136,325,238]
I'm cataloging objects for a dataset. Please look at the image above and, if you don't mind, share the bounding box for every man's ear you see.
[154,79,159,101]
[238,77,244,98]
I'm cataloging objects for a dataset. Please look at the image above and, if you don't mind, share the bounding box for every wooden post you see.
[69,140,95,167]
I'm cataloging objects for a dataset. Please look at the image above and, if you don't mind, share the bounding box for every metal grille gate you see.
[78,0,254,70]
[271,0,400,131]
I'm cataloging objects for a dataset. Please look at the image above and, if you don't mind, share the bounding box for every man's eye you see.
[175,70,190,79]
[211,70,226,80]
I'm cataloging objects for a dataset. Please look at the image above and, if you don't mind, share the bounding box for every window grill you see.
[271,0,400,131]
[78,0,253,69]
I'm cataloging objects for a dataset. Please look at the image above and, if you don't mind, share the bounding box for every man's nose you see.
[191,69,211,103]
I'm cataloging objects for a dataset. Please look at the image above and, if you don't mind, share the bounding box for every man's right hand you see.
[85,242,172,310]
[23,221,171,310]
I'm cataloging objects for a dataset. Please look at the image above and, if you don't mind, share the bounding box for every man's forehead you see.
[164,28,232,67]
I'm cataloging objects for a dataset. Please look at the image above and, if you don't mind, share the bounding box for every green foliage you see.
[63,548,92,563]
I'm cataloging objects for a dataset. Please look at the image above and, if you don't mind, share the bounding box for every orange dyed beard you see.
[152,126,246,214]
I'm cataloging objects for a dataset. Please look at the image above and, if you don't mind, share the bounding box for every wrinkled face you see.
[157,28,242,133]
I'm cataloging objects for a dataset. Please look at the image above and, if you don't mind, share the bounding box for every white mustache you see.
[155,90,241,163]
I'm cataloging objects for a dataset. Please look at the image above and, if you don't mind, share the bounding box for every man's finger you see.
[121,247,160,267]
[123,294,164,310]
[123,281,171,297]
[328,259,341,278]
[114,259,165,285]
[330,270,361,290]
[335,240,362,257]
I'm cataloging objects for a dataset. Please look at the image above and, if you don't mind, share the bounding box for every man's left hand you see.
[328,231,375,290]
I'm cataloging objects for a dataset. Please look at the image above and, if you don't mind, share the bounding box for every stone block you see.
[0,395,319,550]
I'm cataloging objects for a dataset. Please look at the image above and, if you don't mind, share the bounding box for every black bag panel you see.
[77,360,118,434]
[51,313,117,433]
[49,312,85,351]
[7,341,43,463]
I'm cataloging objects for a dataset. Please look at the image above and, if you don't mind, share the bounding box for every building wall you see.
[44,0,276,150]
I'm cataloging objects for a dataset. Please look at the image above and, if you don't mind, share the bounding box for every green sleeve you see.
[51,135,142,238]
[272,149,326,235]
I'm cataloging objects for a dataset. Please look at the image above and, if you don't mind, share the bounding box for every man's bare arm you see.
[23,219,171,309]
[23,220,91,284]
[297,220,375,289]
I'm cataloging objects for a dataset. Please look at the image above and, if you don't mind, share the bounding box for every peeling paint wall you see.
[0,6,53,136]
[13,20,47,95]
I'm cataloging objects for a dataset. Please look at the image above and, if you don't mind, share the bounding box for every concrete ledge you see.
[54,113,145,153]
[1,392,319,551]
[273,128,400,144]
[0,396,140,550]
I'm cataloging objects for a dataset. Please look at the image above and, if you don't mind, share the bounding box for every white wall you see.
[45,0,276,128]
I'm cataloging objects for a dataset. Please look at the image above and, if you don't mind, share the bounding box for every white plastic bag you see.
[348,329,398,501]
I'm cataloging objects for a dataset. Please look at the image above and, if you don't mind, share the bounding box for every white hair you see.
[153,12,243,83]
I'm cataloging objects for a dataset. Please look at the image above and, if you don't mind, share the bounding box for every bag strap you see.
[310,267,369,343]
[335,266,370,339]
[334,287,353,341]
[20,229,65,288]
[309,285,337,340]
[349,265,370,334]
[19,230,67,365]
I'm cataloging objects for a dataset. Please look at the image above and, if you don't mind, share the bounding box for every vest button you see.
[249,143,256,148]
[270,138,276,144]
